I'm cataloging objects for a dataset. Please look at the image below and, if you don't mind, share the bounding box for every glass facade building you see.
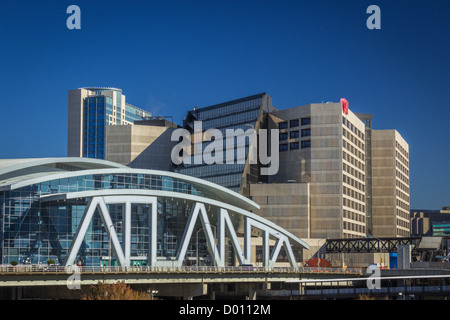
[0,158,306,267]
[68,87,152,159]
[174,93,276,195]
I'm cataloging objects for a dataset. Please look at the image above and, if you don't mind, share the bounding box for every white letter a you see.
[366,5,381,30]
[67,5,81,30]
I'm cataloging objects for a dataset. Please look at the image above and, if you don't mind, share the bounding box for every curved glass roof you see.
[0,157,126,188]
[0,157,259,212]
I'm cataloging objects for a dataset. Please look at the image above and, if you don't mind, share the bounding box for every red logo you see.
[341,98,349,115]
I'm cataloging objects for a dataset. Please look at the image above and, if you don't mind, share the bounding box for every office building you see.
[67,87,152,159]
[174,93,277,196]
[371,129,410,237]
[264,102,368,239]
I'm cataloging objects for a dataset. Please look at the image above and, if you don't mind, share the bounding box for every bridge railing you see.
[0,264,363,274]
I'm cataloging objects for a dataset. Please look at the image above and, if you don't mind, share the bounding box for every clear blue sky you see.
[0,0,449,210]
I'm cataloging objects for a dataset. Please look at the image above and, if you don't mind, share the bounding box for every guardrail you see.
[303,285,450,297]
[0,265,363,275]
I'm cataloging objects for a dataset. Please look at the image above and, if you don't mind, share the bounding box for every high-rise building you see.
[67,87,152,159]
[174,93,276,195]
[264,102,368,239]
[371,129,410,237]
[253,101,410,240]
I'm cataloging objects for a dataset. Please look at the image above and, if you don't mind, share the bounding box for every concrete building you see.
[105,117,178,171]
[411,206,450,236]
[371,130,410,237]
[67,87,152,159]
[250,183,310,239]
[265,102,367,239]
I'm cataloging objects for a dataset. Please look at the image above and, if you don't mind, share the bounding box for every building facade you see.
[266,102,368,239]
[174,93,277,196]
[0,158,307,267]
[371,130,410,237]
[67,87,152,159]
[66,88,410,242]
[105,117,178,171]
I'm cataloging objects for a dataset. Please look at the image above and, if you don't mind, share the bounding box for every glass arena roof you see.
[0,158,308,267]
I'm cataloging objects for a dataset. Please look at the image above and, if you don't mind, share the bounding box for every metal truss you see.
[65,195,298,268]
[325,237,422,253]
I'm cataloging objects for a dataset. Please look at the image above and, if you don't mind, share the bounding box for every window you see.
[279,132,288,141]
[301,117,311,126]
[301,140,311,149]
[290,119,299,128]
[290,131,299,139]
[301,129,311,137]
[279,144,288,152]
[290,142,299,150]
[279,121,288,129]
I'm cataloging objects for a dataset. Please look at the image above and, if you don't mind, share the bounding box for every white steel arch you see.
[64,194,307,268]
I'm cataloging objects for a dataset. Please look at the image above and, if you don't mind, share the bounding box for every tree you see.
[47,259,55,265]
[10,261,18,266]
[81,281,155,300]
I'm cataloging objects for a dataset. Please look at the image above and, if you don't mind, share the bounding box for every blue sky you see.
[0,0,449,209]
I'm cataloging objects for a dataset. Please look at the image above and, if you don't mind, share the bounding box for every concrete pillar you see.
[208,285,216,300]
[247,285,257,300]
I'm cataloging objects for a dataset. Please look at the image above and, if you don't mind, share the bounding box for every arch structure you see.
[0,158,309,268]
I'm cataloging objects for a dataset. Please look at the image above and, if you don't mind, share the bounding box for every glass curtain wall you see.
[0,173,240,266]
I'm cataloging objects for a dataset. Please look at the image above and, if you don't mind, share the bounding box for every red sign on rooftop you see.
[341,98,349,115]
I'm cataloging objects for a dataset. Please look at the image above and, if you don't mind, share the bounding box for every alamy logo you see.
[171,121,280,175]
[366,265,381,290]
[366,5,381,30]
[66,5,81,30]
[66,265,81,290]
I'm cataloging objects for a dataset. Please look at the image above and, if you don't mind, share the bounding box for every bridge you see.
[325,236,423,253]
[0,265,364,300]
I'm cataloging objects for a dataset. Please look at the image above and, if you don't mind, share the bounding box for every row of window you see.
[343,128,365,154]
[343,117,365,141]
[396,150,409,168]
[343,173,365,194]
[343,163,365,184]
[343,139,365,163]
[396,169,409,186]
[343,232,366,238]
[343,185,365,203]
[396,180,410,195]
[396,208,409,221]
[279,140,311,152]
[343,221,366,234]
[197,98,262,120]
[396,189,410,203]
[395,159,409,177]
[396,198,410,212]
[397,228,409,237]
[343,209,366,223]
[343,150,365,172]
[279,129,311,140]
[396,141,409,159]
[279,117,311,129]
[343,196,366,213]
